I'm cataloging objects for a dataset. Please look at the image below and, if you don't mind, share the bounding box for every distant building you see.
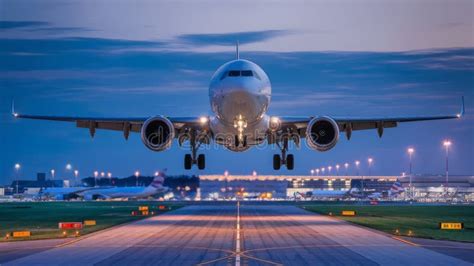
[9,173,64,194]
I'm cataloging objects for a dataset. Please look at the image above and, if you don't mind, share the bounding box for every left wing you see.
[279,96,465,139]
[11,101,205,139]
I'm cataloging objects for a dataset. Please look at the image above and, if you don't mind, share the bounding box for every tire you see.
[273,154,281,170]
[286,154,294,170]
[184,154,192,170]
[197,154,205,170]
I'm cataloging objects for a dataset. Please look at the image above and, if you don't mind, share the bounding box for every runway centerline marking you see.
[235,201,241,266]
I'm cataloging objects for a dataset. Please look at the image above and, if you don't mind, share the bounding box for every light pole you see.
[443,140,451,197]
[94,171,99,187]
[316,168,320,176]
[253,170,257,177]
[50,169,55,187]
[321,167,325,175]
[134,171,140,186]
[407,147,415,199]
[328,166,332,176]
[14,163,21,194]
[310,169,314,176]
[355,160,360,176]
[65,163,72,187]
[344,163,349,176]
[336,164,340,176]
[74,170,79,186]
[108,172,113,185]
[368,158,373,176]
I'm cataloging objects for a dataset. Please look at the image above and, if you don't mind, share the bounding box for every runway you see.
[2,204,472,266]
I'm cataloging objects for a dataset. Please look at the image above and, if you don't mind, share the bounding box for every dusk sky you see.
[1,0,473,183]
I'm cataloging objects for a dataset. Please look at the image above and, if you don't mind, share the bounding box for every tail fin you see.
[390,181,405,193]
[149,169,167,188]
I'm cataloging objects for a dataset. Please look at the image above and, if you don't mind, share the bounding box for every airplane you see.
[11,44,465,170]
[78,172,168,200]
[295,188,359,200]
[367,181,405,200]
[38,187,102,200]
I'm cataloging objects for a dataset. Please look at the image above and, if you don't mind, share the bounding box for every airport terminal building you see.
[199,174,474,201]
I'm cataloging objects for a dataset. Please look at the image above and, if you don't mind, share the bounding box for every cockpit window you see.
[228,70,240,77]
[220,70,261,80]
[241,70,253,76]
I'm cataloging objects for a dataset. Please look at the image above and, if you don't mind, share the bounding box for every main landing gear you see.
[183,130,206,170]
[273,137,294,170]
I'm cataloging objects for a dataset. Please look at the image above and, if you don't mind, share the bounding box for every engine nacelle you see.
[141,116,175,152]
[305,116,339,152]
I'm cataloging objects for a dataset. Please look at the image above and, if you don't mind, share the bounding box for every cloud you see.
[0,21,48,30]
[176,30,294,46]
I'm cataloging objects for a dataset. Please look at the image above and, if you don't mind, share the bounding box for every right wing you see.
[11,101,206,139]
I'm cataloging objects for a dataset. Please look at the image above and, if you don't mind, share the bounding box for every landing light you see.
[270,116,280,123]
[199,116,208,124]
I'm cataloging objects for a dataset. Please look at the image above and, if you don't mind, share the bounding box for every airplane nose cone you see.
[220,89,266,123]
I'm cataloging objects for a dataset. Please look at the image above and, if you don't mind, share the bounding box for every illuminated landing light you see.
[456,113,461,118]
[199,116,209,125]
[269,116,281,131]
[13,112,19,117]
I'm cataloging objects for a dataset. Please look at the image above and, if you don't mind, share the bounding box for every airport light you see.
[100,172,105,178]
[154,171,159,177]
[321,167,325,175]
[74,170,79,186]
[355,161,360,176]
[253,170,257,177]
[14,163,20,194]
[107,172,112,178]
[443,140,452,197]
[224,170,229,177]
[135,171,140,186]
[407,147,415,199]
[94,171,98,187]
[367,158,373,176]
[328,166,332,175]
[310,169,314,176]
[50,169,55,187]
[316,168,320,176]
[344,163,349,176]
[336,164,340,176]
[65,163,72,171]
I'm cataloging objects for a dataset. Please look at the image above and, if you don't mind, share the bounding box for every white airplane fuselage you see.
[209,59,272,151]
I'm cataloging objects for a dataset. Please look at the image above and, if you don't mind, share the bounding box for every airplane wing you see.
[279,97,464,139]
[11,101,205,139]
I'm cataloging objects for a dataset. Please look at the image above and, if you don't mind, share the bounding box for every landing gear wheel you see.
[184,154,192,170]
[286,154,294,170]
[197,154,205,170]
[273,154,281,170]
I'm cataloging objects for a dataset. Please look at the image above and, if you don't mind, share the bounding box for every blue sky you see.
[0,0,473,183]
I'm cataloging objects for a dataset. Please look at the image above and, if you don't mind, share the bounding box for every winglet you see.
[457,96,465,118]
[11,99,18,118]
[236,41,240,60]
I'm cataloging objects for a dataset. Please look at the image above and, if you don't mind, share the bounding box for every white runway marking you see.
[235,201,241,266]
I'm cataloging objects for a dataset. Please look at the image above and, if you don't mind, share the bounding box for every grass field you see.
[301,204,474,242]
[0,201,182,241]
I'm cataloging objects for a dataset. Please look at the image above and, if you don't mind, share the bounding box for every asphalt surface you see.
[1,204,473,266]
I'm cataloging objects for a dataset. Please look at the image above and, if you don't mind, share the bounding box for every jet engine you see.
[305,116,339,152]
[141,116,175,151]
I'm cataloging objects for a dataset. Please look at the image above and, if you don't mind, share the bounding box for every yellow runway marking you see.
[392,236,420,246]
